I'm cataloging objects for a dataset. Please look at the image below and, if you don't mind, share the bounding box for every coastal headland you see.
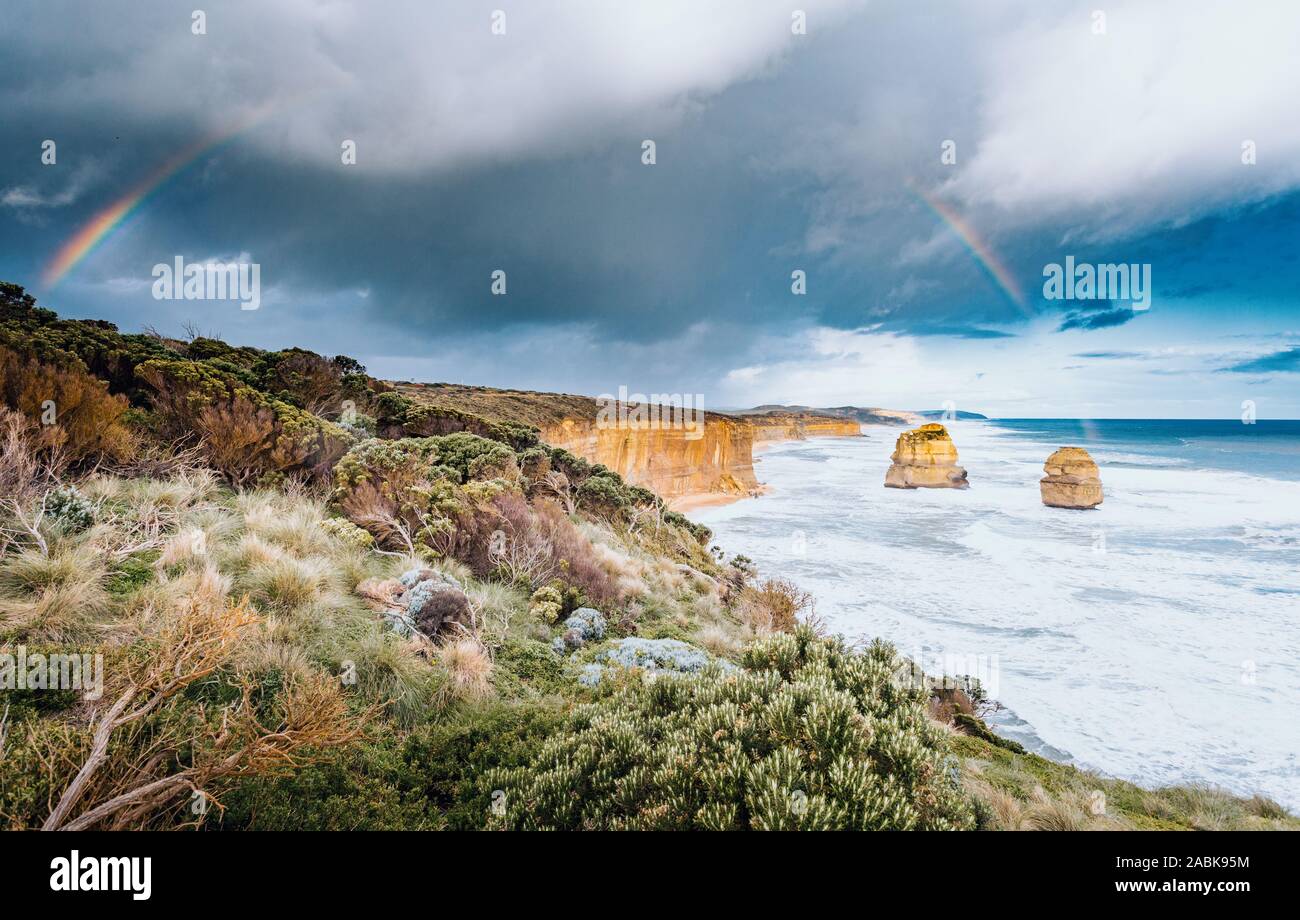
[394,383,916,510]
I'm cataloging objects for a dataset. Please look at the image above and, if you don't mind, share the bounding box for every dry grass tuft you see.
[440,638,494,701]
[348,630,446,727]
[222,532,286,574]
[249,501,334,557]
[985,787,1027,830]
[1025,795,1091,832]
[1245,794,1289,821]
[242,555,330,612]
[156,527,210,569]
[695,625,743,658]
[0,539,109,641]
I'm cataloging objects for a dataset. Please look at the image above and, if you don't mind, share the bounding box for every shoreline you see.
[674,431,874,513]
[670,483,770,513]
[687,420,1300,810]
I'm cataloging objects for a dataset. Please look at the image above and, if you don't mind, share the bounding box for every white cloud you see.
[1,162,100,210]
[948,0,1300,237]
[725,365,766,383]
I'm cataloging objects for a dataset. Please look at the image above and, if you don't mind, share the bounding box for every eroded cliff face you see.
[392,383,897,505]
[748,414,863,442]
[541,414,760,501]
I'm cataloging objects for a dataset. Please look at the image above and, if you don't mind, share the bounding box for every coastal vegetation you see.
[0,281,1293,831]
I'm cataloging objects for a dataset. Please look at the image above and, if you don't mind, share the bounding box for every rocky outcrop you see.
[356,567,473,640]
[1040,447,1103,509]
[884,423,969,489]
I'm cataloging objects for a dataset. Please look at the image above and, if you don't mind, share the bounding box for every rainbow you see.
[908,182,1028,313]
[41,113,267,289]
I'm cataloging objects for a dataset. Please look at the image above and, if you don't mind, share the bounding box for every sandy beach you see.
[670,484,770,513]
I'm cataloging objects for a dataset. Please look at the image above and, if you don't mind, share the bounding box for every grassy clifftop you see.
[392,381,603,431]
[0,282,1292,831]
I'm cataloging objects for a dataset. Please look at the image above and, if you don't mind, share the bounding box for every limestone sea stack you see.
[1040,447,1103,509]
[884,423,969,489]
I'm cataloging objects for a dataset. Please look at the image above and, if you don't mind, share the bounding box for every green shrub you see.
[43,484,96,531]
[332,435,517,554]
[0,282,174,401]
[528,583,565,624]
[250,347,347,412]
[486,627,975,830]
[663,510,711,545]
[320,516,375,548]
[575,472,629,513]
[374,392,539,450]
[136,358,352,484]
[219,703,562,831]
[335,433,516,489]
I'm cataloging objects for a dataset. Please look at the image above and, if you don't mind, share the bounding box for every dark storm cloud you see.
[0,0,1053,363]
[2,0,1300,415]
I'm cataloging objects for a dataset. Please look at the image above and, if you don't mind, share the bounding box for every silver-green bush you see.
[486,626,975,830]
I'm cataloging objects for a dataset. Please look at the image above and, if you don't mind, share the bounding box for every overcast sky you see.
[2,0,1299,417]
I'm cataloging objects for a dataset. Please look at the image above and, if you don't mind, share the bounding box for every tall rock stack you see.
[884,423,970,489]
[1040,447,1103,509]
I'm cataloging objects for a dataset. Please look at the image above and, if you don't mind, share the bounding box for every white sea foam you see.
[695,421,1300,808]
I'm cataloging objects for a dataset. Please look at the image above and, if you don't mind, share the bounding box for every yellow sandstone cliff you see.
[392,383,892,507]
[540,413,760,501]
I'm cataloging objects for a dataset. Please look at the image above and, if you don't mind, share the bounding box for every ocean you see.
[692,419,1300,808]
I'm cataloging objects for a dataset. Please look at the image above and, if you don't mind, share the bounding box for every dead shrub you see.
[0,408,54,508]
[737,577,815,634]
[0,345,134,465]
[461,493,622,610]
[34,591,364,830]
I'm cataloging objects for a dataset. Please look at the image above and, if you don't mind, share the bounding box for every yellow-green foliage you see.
[331,434,518,553]
[321,516,375,548]
[528,583,565,624]
[136,358,352,484]
[486,627,975,830]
